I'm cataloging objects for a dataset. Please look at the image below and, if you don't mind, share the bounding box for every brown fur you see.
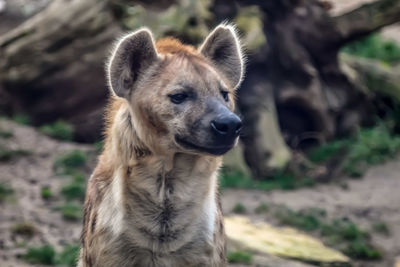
[78,24,244,267]
[156,37,197,55]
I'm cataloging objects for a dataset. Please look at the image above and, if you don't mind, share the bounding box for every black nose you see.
[211,115,242,138]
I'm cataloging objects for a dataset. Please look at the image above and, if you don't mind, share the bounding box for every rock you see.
[225,216,350,266]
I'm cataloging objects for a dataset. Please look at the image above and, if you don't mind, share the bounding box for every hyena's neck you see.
[100,99,222,252]
[105,99,151,167]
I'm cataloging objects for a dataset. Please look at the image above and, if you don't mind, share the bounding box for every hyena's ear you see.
[199,24,244,89]
[108,29,159,98]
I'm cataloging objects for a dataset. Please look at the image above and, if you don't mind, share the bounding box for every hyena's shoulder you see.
[80,157,114,265]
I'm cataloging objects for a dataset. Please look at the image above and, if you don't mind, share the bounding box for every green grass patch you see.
[220,168,315,191]
[23,245,56,265]
[11,222,36,238]
[56,244,80,267]
[372,222,390,236]
[344,240,382,260]
[321,220,369,242]
[58,203,82,221]
[72,172,85,183]
[61,175,86,201]
[41,186,53,200]
[12,114,31,125]
[232,203,247,214]
[0,183,13,202]
[54,150,88,175]
[94,141,104,154]
[276,208,322,232]
[40,120,74,141]
[0,129,13,139]
[0,146,32,162]
[276,207,382,260]
[323,220,381,260]
[227,250,253,265]
[308,139,350,164]
[342,33,400,65]
[23,244,79,266]
[254,202,269,214]
[309,125,400,177]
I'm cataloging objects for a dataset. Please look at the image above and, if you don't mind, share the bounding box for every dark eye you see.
[221,90,229,102]
[169,93,188,104]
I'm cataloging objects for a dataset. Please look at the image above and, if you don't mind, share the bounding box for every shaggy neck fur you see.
[101,98,222,253]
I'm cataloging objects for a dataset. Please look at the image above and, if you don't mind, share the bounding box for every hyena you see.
[78,23,245,267]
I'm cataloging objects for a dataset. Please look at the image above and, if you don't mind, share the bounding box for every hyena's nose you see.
[211,114,242,138]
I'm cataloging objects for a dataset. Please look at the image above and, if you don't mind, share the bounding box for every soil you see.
[223,160,400,267]
[0,119,399,267]
[0,119,93,267]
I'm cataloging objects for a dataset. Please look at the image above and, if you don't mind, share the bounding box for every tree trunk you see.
[237,62,292,178]
[230,0,400,178]
[0,0,121,142]
[334,0,400,44]
[256,0,367,143]
[341,54,400,104]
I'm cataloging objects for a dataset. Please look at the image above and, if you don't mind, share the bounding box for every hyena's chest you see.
[82,157,222,267]
[121,167,218,253]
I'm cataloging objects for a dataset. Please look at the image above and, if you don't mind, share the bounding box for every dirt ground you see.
[0,120,93,267]
[223,160,400,267]
[1,118,400,267]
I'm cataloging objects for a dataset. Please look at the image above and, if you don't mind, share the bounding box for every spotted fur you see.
[78,23,244,267]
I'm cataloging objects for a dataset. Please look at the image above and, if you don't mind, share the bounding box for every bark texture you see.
[0,0,120,141]
[341,54,400,103]
[334,0,400,44]
[221,0,400,178]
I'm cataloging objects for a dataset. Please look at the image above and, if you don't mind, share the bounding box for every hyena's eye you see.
[169,93,189,104]
[220,90,229,102]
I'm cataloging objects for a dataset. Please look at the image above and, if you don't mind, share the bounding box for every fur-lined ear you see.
[108,29,158,98]
[199,24,244,89]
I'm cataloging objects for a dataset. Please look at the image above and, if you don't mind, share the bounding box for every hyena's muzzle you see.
[175,97,242,156]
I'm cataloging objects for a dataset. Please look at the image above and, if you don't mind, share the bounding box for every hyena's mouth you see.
[175,136,234,156]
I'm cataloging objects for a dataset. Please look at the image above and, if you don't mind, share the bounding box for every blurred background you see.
[1,0,400,266]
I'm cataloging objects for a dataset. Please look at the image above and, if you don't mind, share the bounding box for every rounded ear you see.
[107,29,159,98]
[199,24,245,89]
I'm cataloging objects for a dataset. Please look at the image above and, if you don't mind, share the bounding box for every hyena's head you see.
[108,24,245,156]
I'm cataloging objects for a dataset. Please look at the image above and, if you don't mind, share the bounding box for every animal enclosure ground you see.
[0,119,399,267]
[223,160,400,267]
